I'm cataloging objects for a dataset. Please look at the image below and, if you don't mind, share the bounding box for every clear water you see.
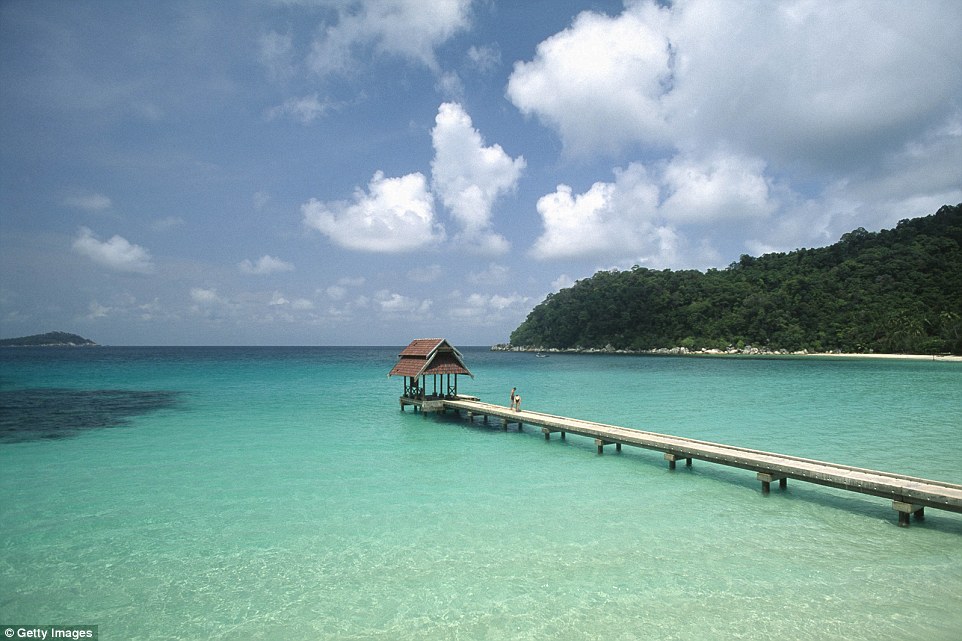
[1,347,960,640]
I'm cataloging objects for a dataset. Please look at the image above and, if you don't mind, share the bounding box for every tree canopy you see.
[0,332,97,347]
[510,204,962,355]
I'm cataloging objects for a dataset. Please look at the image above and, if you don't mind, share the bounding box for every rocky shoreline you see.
[492,344,961,361]
[491,343,812,356]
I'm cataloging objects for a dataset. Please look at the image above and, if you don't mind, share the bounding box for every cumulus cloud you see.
[508,0,962,173]
[531,163,662,260]
[507,3,672,156]
[530,154,780,264]
[307,0,471,75]
[431,102,525,254]
[72,227,154,274]
[63,193,112,212]
[659,153,777,223]
[664,1,962,171]
[302,171,443,252]
[239,255,295,275]
[516,0,962,263]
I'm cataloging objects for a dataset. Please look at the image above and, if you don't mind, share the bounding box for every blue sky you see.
[1,0,960,346]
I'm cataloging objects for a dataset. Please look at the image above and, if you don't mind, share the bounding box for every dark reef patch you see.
[0,388,182,443]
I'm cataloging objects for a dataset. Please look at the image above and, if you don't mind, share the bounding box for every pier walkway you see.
[436,398,962,527]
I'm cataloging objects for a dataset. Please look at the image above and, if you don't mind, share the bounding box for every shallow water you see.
[2,347,960,640]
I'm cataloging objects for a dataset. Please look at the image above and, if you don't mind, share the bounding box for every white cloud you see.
[530,163,661,260]
[447,291,531,323]
[253,191,270,210]
[529,154,780,265]
[665,1,962,171]
[302,170,443,252]
[326,285,347,300]
[508,0,962,173]
[509,0,960,263]
[326,276,366,299]
[375,290,433,316]
[267,94,330,124]
[291,298,315,311]
[307,0,471,75]
[86,301,111,319]
[468,262,510,286]
[190,287,223,305]
[337,276,366,287]
[659,153,776,223]
[551,274,575,291]
[259,30,295,82]
[467,44,500,73]
[506,3,672,156]
[63,193,112,212]
[435,71,464,101]
[72,227,154,274]
[239,255,295,275]
[430,102,525,254]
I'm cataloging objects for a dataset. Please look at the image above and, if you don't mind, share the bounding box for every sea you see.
[1,346,960,641]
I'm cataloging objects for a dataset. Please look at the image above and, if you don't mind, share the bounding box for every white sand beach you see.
[810,352,962,362]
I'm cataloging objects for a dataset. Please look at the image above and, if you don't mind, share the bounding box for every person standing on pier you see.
[514,392,521,412]
[510,387,516,409]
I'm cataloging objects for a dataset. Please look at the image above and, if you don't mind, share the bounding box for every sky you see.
[1,0,960,346]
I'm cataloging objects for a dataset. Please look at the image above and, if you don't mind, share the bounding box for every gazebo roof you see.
[388,338,473,378]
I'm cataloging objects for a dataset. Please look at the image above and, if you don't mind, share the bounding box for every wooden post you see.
[664,453,691,470]
[757,472,786,493]
[893,501,924,527]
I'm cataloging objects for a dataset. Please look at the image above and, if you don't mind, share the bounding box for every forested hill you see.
[510,204,962,355]
[0,332,97,347]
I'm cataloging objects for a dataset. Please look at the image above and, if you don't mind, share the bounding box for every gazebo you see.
[389,338,473,411]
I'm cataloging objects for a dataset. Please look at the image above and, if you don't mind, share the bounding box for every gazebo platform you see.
[389,338,475,412]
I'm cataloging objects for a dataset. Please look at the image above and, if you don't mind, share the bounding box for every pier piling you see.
[437,398,962,529]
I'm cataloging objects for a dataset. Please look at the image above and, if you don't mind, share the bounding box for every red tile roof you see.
[388,338,472,378]
[399,338,444,357]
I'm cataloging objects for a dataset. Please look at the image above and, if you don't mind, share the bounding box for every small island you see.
[0,332,98,347]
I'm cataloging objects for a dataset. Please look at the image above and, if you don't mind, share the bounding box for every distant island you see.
[508,204,962,356]
[0,332,98,347]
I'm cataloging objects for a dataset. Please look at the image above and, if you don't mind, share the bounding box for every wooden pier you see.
[435,398,962,528]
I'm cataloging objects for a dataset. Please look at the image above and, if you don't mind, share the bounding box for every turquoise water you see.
[1,347,961,640]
